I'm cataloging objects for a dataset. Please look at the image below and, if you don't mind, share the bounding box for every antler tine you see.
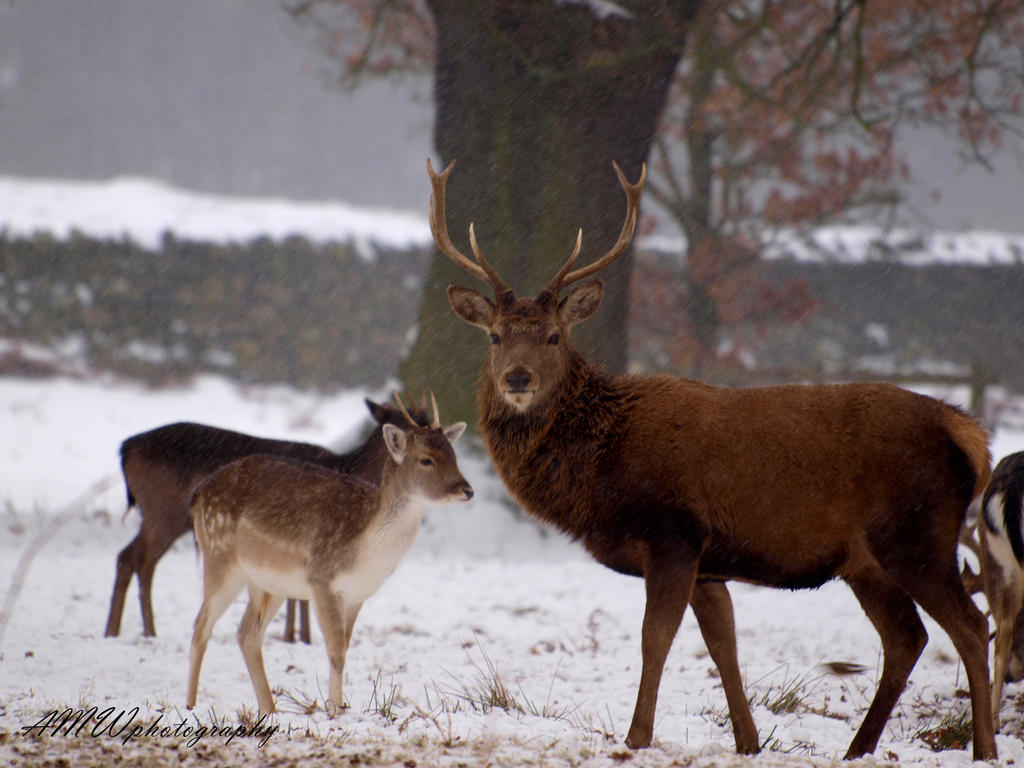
[429,391,441,428]
[536,229,583,304]
[468,223,507,291]
[541,161,646,297]
[392,390,419,428]
[426,158,512,298]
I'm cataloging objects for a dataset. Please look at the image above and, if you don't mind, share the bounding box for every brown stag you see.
[428,157,996,760]
[104,398,430,642]
[186,394,472,715]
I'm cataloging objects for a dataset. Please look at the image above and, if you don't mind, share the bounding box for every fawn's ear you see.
[448,285,495,329]
[382,424,408,464]
[444,422,467,444]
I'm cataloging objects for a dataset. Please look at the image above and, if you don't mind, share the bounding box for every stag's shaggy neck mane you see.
[478,349,637,540]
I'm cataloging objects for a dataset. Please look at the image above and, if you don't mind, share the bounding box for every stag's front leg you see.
[311,585,351,717]
[690,580,760,754]
[625,544,700,749]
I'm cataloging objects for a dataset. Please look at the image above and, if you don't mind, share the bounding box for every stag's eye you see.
[547,333,560,345]
[489,333,501,345]
[419,458,434,468]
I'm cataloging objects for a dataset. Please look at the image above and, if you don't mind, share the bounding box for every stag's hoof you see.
[624,727,652,749]
[735,736,761,755]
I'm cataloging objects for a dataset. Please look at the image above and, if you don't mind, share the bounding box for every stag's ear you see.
[382,424,408,464]
[558,280,604,327]
[447,285,495,329]
[444,422,467,444]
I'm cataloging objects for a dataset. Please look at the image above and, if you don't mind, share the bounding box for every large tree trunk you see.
[401,0,701,424]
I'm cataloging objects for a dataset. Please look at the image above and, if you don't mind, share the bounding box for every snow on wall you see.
[0,175,432,255]
[2,174,1023,266]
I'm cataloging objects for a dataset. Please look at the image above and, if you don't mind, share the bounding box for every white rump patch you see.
[985,492,1024,585]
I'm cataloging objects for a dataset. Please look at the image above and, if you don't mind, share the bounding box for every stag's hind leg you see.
[881,556,996,760]
[843,568,928,759]
[238,587,286,715]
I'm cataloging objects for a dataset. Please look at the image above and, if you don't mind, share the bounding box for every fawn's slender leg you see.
[237,586,286,715]
[187,566,246,709]
[311,585,351,716]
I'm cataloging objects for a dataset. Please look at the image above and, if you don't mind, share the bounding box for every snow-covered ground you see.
[2,374,1024,767]
[2,174,1023,764]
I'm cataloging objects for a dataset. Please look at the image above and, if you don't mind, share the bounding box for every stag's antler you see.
[426,158,513,302]
[538,161,646,302]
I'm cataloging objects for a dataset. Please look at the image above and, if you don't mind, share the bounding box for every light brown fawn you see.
[185,394,471,716]
[428,157,996,760]
[105,399,430,643]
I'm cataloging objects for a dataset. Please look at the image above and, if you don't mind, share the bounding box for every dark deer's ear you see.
[365,398,389,423]
[447,285,495,329]
[558,280,604,328]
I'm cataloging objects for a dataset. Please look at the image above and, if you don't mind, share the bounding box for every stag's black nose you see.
[505,368,532,392]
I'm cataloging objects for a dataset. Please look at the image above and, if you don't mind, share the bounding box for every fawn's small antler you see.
[392,391,419,428]
[429,392,441,428]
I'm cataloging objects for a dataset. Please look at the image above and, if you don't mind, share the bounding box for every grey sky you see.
[0,0,1020,233]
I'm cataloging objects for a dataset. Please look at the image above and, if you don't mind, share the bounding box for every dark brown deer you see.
[429,158,997,760]
[977,451,1024,727]
[104,398,431,642]
[186,394,472,716]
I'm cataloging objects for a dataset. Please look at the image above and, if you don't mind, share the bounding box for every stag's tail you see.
[944,406,992,502]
